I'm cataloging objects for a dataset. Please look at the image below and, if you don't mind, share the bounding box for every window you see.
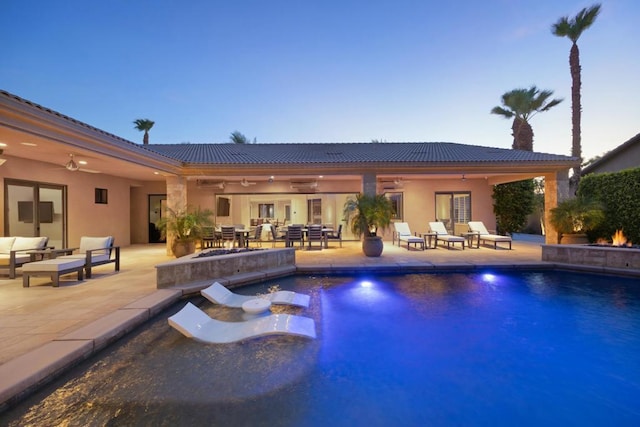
[435,192,471,234]
[258,203,274,218]
[453,193,471,224]
[95,188,108,204]
[385,192,403,220]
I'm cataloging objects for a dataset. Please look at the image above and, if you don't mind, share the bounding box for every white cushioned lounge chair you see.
[58,236,120,278]
[467,221,512,250]
[393,222,425,250]
[428,221,466,250]
[168,302,316,344]
[201,281,310,308]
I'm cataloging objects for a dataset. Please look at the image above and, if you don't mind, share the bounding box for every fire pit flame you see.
[612,229,631,247]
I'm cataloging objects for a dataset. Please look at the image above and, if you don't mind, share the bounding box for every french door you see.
[4,179,66,248]
[435,192,471,235]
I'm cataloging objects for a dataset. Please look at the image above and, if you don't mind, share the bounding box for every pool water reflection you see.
[2,271,640,426]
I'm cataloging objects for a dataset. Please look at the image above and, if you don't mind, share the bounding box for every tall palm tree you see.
[133,119,155,145]
[491,86,563,151]
[552,3,601,188]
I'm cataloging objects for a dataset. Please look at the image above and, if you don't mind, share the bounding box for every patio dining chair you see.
[286,225,304,249]
[325,224,343,248]
[306,224,324,250]
[246,225,263,247]
[220,226,237,248]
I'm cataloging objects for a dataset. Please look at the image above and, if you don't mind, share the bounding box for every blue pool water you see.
[2,270,640,426]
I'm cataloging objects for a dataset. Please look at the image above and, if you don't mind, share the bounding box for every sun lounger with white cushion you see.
[428,221,466,250]
[392,222,425,250]
[467,221,512,249]
[168,302,316,343]
[201,281,310,308]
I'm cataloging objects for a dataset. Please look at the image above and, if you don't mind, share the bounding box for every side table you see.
[462,232,480,249]
[419,232,438,249]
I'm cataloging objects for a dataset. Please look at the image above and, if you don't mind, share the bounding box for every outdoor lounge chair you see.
[201,281,311,308]
[57,236,120,278]
[428,221,466,250]
[393,222,424,250]
[168,302,316,344]
[467,221,512,249]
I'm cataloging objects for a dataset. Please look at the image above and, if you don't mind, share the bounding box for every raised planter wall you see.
[156,248,296,289]
[542,244,640,274]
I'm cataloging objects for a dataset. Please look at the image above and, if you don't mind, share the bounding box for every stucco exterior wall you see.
[130,181,167,244]
[1,156,133,247]
[585,142,640,174]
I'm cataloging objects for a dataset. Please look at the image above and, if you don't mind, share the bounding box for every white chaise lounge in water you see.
[201,281,310,308]
[168,302,316,344]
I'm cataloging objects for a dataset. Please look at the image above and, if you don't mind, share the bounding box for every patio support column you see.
[544,170,570,244]
[165,175,188,255]
[362,173,377,196]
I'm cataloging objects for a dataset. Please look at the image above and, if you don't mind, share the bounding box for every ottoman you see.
[23,258,86,287]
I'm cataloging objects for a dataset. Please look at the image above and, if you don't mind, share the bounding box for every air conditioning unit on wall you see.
[196,179,225,189]
[290,180,318,191]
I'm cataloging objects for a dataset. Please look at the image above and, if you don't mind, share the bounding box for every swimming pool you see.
[2,270,640,426]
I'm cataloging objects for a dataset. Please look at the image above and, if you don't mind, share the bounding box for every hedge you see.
[578,167,640,244]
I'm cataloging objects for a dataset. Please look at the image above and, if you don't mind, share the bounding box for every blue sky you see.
[2,0,638,161]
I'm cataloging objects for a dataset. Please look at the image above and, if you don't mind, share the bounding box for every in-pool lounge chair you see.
[393,222,425,250]
[467,221,512,249]
[201,281,311,308]
[428,221,466,250]
[168,302,316,344]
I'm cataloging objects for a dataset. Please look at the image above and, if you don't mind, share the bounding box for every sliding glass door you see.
[4,179,66,248]
[435,192,471,235]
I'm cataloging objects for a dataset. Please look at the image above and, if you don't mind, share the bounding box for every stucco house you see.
[581,133,640,175]
[0,90,577,252]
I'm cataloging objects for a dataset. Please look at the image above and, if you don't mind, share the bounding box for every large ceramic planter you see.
[171,239,196,258]
[362,236,384,257]
[559,233,588,245]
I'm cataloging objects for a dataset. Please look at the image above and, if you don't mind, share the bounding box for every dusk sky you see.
[2,0,638,161]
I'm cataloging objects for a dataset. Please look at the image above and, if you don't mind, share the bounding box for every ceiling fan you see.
[61,154,100,173]
[228,178,257,187]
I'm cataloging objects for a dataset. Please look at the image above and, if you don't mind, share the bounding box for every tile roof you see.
[145,142,576,165]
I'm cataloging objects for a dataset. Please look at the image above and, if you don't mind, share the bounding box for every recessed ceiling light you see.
[20,142,37,147]
[0,142,7,147]
[78,160,88,165]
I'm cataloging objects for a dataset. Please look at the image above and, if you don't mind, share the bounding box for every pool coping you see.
[1,260,638,412]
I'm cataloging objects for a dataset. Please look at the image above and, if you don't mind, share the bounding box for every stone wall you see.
[156,248,296,289]
[542,244,640,276]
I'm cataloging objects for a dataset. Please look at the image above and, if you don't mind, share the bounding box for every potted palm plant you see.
[156,205,214,257]
[549,197,604,244]
[343,193,394,257]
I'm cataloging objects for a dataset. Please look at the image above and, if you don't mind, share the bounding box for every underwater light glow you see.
[359,280,373,288]
[482,273,496,283]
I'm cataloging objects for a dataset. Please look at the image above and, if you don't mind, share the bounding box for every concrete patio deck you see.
[0,239,547,409]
